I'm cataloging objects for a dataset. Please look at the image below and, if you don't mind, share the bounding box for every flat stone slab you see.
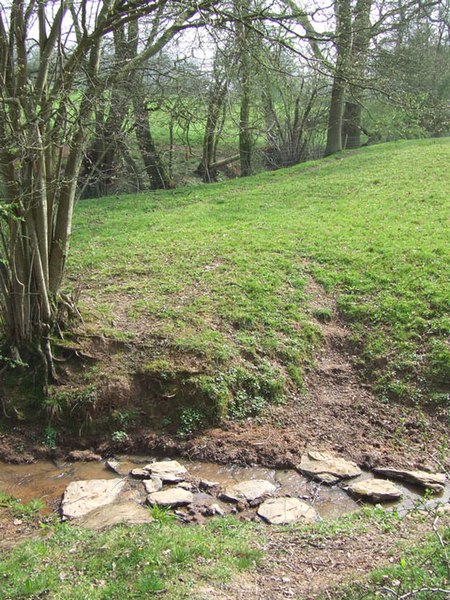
[144,460,188,483]
[62,479,126,519]
[68,450,102,462]
[143,477,163,494]
[105,460,123,475]
[220,480,277,504]
[130,468,151,479]
[257,497,317,525]
[147,488,194,507]
[298,450,361,484]
[209,503,226,516]
[75,501,154,530]
[347,478,403,502]
[199,479,220,491]
[177,481,193,490]
[374,468,446,492]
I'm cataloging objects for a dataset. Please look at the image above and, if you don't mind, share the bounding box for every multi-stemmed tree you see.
[0,0,215,387]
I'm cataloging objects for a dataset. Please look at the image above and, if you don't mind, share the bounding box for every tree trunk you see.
[342,0,373,149]
[133,90,173,190]
[197,54,228,183]
[239,77,252,176]
[342,101,363,149]
[235,0,253,177]
[325,0,352,156]
[325,74,347,155]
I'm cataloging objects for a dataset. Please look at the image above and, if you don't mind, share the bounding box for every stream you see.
[1,455,449,521]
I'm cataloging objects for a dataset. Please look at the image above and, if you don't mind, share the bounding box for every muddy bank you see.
[0,388,448,474]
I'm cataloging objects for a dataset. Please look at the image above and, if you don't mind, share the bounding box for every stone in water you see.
[220,479,276,504]
[257,497,317,525]
[144,460,188,483]
[374,468,446,493]
[62,479,126,519]
[298,450,361,484]
[147,488,194,507]
[348,478,403,502]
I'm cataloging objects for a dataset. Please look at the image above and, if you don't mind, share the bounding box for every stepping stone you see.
[298,450,361,484]
[220,480,276,504]
[130,468,151,479]
[177,481,193,490]
[143,477,163,494]
[62,479,126,519]
[105,460,123,475]
[198,501,227,517]
[68,450,102,462]
[209,503,225,516]
[257,497,317,525]
[147,488,194,507]
[199,479,220,491]
[144,460,188,483]
[75,501,154,530]
[347,478,403,502]
[374,468,446,492]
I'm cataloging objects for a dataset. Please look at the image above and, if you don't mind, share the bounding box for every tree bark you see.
[197,57,228,183]
[133,89,173,190]
[324,0,352,156]
[235,0,253,177]
[342,0,373,149]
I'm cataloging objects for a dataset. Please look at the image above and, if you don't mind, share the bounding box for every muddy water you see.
[0,461,118,507]
[0,456,448,520]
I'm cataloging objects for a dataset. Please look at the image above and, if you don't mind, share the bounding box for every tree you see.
[80,24,142,198]
[324,0,353,155]
[235,0,254,176]
[261,45,326,168]
[196,48,231,182]
[341,0,372,149]
[369,14,450,139]
[0,0,213,388]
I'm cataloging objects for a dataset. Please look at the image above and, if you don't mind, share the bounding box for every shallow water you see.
[0,456,448,520]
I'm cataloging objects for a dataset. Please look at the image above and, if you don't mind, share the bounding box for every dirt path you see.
[196,508,450,600]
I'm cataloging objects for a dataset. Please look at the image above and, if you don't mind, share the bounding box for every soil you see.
[108,276,446,474]
[133,274,449,474]
[195,509,450,599]
[0,511,52,551]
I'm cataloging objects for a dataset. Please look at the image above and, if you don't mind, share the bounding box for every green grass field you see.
[0,516,261,599]
[67,138,449,422]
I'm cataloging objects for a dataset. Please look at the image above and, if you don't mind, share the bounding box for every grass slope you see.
[68,138,449,425]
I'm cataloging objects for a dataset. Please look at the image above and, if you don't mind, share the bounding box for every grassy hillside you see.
[66,138,449,427]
